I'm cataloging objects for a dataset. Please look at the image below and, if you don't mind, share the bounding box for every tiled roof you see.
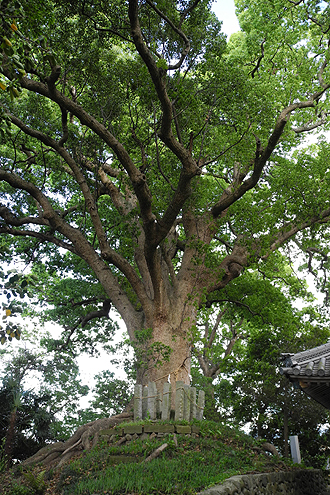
[280,342,330,410]
[280,341,330,379]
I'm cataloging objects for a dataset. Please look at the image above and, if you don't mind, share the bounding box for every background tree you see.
[222,320,330,466]
[190,260,317,416]
[84,370,133,419]
[0,344,92,466]
[0,375,55,467]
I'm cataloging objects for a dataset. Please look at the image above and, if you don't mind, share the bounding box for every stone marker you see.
[133,380,204,421]
[176,425,191,434]
[175,380,185,421]
[190,386,197,420]
[290,435,301,464]
[183,384,191,421]
[144,424,175,433]
[162,383,171,420]
[124,424,143,434]
[142,385,148,419]
[196,390,205,420]
[148,381,157,419]
[156,389,162,418]
[134,384,142,421]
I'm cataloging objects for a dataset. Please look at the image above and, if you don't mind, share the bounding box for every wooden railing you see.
[134,380,205,421]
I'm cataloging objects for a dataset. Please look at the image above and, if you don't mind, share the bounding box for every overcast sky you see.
[212,0,240,38]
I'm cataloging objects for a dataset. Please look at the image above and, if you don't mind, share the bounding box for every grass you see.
[0,420,294,495]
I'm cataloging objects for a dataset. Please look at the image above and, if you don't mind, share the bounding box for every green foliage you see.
[0,268,38,345]
[23,471,46,495]
[2,0,330,427]
[222,322,330,466]
[0,437,7,473]
[8,484,32,495]
[0,345,90,461]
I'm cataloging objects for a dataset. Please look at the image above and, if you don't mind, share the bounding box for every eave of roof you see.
[280,341,330,379]
[280,341,330,409]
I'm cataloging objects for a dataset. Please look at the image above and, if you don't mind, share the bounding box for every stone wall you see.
[100,422,201,444]
[198,469,326,495]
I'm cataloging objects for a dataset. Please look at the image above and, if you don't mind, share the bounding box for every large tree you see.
[1,0,330,395]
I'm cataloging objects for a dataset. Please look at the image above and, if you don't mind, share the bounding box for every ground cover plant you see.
[0,421,296,495]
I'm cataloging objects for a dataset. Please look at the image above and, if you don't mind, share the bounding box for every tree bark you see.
[4,408,18,470]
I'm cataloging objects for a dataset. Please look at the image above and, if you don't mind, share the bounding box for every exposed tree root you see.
[253,442,280,457]
[22,412,133,469]
[144,443,168,463]
[262,442,280,456]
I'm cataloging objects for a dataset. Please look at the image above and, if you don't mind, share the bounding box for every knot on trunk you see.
[228,261,243,278]
[222,261,244,283]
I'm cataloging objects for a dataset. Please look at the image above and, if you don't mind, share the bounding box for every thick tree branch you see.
[78,158,136,214]
[201,244,249,294]
[179,0,203,27]
[128,0,201,180]
[58,108,69,147]
[293,111,327,133]
[0,71,155,233]
[128,0,173,139]
[194,315,246,380]
[208,310,226,349]
[2,111,152,310]
[0,205,50,227]
[57,299,113,352]
[211,83,330,218]
[250,39,266,78]
[0,166,149,329]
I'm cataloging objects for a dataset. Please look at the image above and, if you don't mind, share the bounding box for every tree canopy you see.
[1,0,330,391]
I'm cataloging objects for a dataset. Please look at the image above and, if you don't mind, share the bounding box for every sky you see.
[212,0,240,38]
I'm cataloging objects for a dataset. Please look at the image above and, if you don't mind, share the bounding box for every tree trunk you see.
[4,407,17,470]
[146,324,192,386]
[137,299,198,407]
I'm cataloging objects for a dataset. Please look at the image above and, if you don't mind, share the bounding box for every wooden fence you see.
[134,380,205,421]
